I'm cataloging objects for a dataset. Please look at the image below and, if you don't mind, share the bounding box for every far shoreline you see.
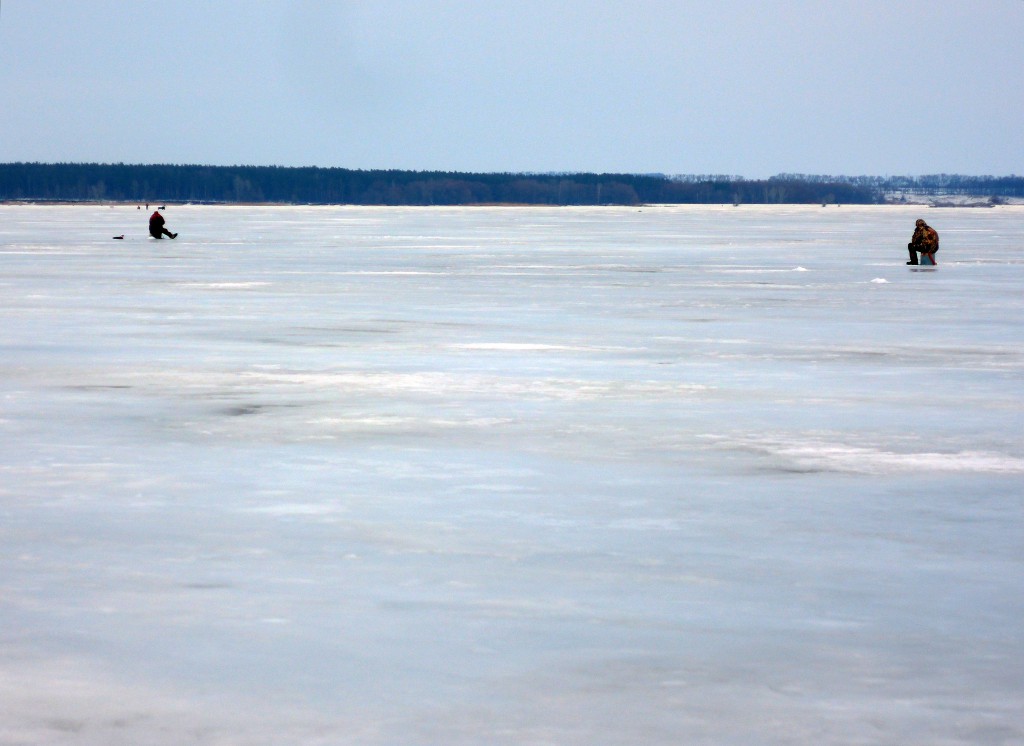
[4,198,1023,208]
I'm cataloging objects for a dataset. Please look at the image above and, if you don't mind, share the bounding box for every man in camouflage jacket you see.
[908,219,939,265]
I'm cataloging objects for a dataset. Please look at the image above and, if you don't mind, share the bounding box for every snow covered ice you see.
[1,203,1022,744]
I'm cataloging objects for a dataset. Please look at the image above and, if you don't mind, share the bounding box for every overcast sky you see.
[1,0,1021,176]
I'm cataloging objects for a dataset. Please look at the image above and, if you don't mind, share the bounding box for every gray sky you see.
[1,0,1021,176]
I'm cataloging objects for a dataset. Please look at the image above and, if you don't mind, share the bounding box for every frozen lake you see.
[1,203,1022,744]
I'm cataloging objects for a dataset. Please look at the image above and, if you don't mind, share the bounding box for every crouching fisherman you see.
[149,210,177,239]
[907,218,938,265]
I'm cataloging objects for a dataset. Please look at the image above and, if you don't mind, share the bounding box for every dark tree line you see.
[2,163,1020,205]
[0,162,889,205]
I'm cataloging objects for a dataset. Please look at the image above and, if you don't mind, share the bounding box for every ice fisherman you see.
[149,210,177,239]
[907,218,938,265]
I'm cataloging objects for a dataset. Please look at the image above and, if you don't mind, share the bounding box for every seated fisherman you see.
[149,210,177,239]
[907,219,938,265]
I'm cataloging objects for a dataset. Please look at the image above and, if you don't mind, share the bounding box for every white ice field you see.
[1,203,1022,744]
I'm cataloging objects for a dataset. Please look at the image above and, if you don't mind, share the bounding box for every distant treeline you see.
[773,173,1024,198]
[1,162,1021,205]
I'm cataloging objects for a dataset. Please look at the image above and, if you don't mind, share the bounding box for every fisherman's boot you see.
[907,245,918,265]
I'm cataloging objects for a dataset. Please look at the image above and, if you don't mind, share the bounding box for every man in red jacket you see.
[149,210,177,239]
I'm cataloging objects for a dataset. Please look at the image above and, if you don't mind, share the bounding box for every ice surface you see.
[1,204,1022,744]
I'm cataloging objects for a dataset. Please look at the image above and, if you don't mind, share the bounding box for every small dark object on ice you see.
[113,235,124,239]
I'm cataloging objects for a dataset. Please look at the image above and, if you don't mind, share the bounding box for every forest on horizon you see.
[2,162,1022,206]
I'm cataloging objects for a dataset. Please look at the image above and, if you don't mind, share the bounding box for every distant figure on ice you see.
[149,210,177,239]
[907,218,938,265]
